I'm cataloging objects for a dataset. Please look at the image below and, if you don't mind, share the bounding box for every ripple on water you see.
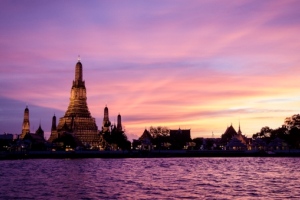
[1,157,300,199]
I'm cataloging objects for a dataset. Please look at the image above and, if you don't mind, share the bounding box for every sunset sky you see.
[0,0,300,140]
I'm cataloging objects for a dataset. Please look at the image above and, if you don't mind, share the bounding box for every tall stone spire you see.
[20,106,30,139]
[51,114,57,131]
[104,105,109,122]
[117,113,122,131]
[75,60,83,83]
[48,114,58,142]
[56,59,99,146]
[64,60,89,117]
[238,121,242,135]
[102,105,111,133]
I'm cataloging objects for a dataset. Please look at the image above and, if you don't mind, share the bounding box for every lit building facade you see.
[20,106,30,139]
[54,60,100,146]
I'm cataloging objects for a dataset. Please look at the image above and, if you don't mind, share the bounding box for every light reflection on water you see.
[0,158,299,199]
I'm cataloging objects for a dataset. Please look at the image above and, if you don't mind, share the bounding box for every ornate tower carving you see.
[20,106,30,139]
[102,106,111,133]
[56,60,99,146]
[117,113,122,131]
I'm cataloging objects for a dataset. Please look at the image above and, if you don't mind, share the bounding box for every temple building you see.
[170,128,191,142]
[53,59,100,146]
[20,106,30,139]
[221,124,237,144]
[221,123,250,150]
[19,106,46,149]
[137,129,153,150]
[170,128,192,149]
[234,123,247,145]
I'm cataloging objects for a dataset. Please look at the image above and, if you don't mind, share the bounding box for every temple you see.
[50,60,100,146]
[221,123,249,150]
[19,106,46,148]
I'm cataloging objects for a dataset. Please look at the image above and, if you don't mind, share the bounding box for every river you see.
[0,157,299,199]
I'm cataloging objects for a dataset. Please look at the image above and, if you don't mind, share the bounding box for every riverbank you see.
[1,150,300,159]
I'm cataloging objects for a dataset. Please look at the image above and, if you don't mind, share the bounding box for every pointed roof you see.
[234,134,247,145]
[104,105,108,111]
[139,129,152,141]
[221,125,238,144]
[35,124,44,134]
[224,125,237,136]
[76,60,82,66]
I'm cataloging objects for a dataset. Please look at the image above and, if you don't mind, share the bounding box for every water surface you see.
[0,158,299,199]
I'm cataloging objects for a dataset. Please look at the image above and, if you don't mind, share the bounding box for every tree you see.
[270,127,287,140]
[261,126,272,137]
[148,126,170,150]
[52,133,82,150]
[287,127,300,149]
[110,128,131,150]
[252,126,273,143]
[149,126,170,138]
